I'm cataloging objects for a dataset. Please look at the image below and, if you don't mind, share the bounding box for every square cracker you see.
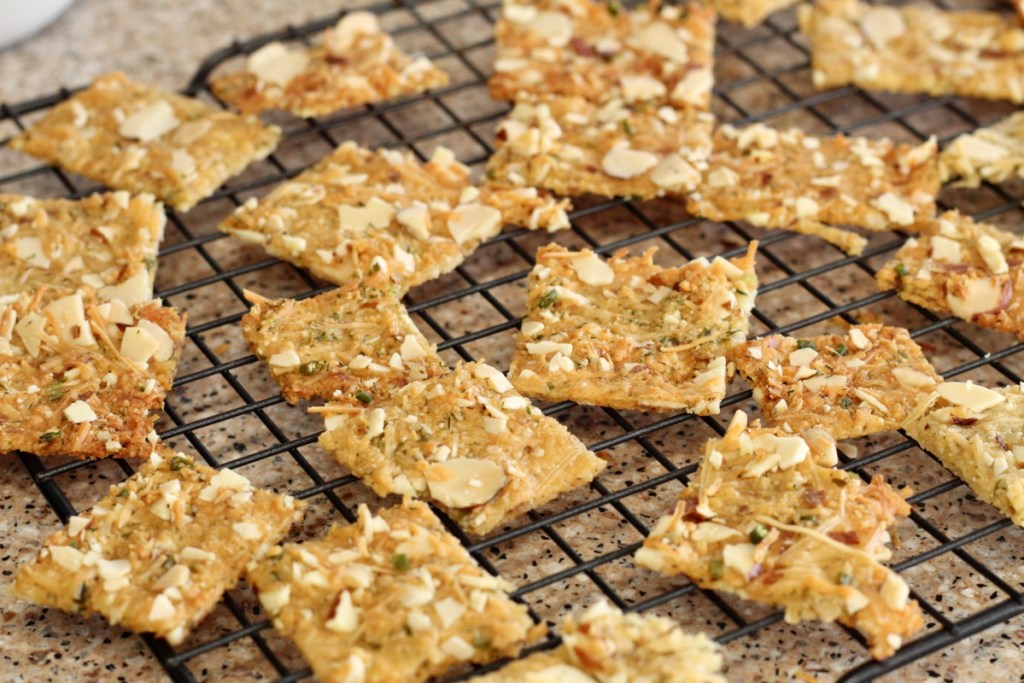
[798,0,1024,103]
[488,96,714,200]
[241,274,446,405]
[940,111,1024,187]
[709,0,799,28]
[509,243,759,414]
[210,12,448,118]
[903,381,1024,526]
[316,361,606,535]
[247,499,545,683]
[491,0,715,110]
[635,411,924,660]
[11,446,304,645]
[876,211,1024,340]
[0,289,186,460]
[220,142,570,294]
[733,324,940,440]
[8,71,281,212]
[466,600,726,683]
[687,123,940,256]
[0,192,164,303]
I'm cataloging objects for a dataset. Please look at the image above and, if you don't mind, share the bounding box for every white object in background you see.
[0,0,75,51]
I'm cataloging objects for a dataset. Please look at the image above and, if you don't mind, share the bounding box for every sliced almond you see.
[936,381,1005,412]
[788,347,818,367]
[147,594,177,622]
[775,436,809,469]
[650,154,700,190]
[12,236,51,269]
[930,235,962,264]
[620,75,667,102]
[947,277,1003,319]
[634,21,687,62]
[892,367,935,389]
[427,458,506,508]
[528,11,573,47]
[258,585,291,614]
[136,319,175,362]
[447,204,502,245]
[268,349,302,368]
[860,6,906,47]
[328,11,381,53]
[977,234,1008,275]
[49,545,85,571]
[570,252,614,286]
[121,326,161,364]
[246,42,310,86]
[601,147,658,179]
[99,270,152,306]
[119,100,180,142]
[670,68,712,106]
[396,202,431,240]
[46,293,97,347]
[872,192,915,226]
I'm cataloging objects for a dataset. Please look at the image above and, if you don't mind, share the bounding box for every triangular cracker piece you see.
[904,381,1024,526]
[876,211,1024,340]
[636,411,923,659]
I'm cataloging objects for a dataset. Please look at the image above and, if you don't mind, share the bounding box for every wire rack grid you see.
[3,0,1024,681]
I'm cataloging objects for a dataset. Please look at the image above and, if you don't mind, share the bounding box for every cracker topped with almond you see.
[799,0,1024,103]
[210,12,449,118]
[876,211,1024,340]
[466,600,727,683]
[11,446,304,645]
[487,95,714,200]
[636,411,923,660]
[0,288,186,460]
[509,243,758,414]
[687,123,939,256]
[0,192,164,304]
[940,111,1024,187]
[241,275,446,405]
[8,72,281,212]
[247,500,545,683]
[220,141,571,294]
[316,360,606,535]
[491,0,716,110]
[904,381,1024,527]
[734,324,940,439]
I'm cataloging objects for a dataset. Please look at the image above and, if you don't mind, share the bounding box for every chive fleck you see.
[837,571,853,586]
[39,428,60,442]
[355,390,373,404]
[170,455,194,471]
[895,263,909,277]
[709,558,725,579]
[299,360,327,376]
[43,381,65,401]
[622,120,634,136]
[748,523,769,544]
[162,556,176,570]
[839,396,853,409]
[538,288,558,308]
[117,487,131,498]
[833,343,848,356]
[391,553,410,572]
[472,632,492,648]
[796,340,816,350]
[607,0,620,14]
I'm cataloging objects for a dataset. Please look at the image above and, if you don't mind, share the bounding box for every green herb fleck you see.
[800,514,818,525]
[839,396,853,409]
[391,553,410,572]
[796,340,816,350]
[748,523,769,544]
[355,390,373,404]
[833,343,848,356]
[622,120,634,136]
[39,428,60,442]
[369,261,381,274]
[895,263,909,277]
[299,360,327,376]
[44,381,65,401]
[472,632,492,648]
[538,288,558,308]
[162,556,175,570]
[709,558,725,579]
[735,289,748,297]
[607,0,620,14]
[837,571,853,586]
[546,381,555,391]
[170,455,194,471]
[117,487,130,498]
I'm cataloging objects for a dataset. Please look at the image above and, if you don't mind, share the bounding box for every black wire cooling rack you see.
[4,0,1024,681]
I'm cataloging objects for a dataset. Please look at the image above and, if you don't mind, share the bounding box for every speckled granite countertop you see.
[3,1,1024,682]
